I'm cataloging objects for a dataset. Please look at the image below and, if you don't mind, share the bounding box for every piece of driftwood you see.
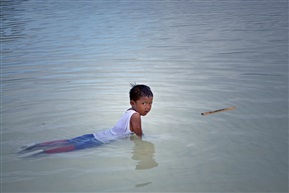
[201,106,236,116]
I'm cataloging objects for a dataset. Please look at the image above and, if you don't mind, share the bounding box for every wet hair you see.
[129,83,153,101]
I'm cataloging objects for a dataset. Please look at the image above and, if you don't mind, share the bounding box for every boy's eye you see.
[141,102,152,105]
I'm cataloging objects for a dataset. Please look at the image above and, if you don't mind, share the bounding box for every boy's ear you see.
[130,100,135,106]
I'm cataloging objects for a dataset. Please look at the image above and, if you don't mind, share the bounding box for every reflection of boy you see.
[19,84,153,155]
[131,135,158,170]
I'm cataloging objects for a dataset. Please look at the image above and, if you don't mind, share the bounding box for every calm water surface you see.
[1,0,288,192]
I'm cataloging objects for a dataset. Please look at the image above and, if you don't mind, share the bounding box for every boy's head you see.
[129,84,153,116]
[129,84,153,102]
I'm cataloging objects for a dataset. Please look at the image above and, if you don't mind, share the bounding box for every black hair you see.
[129,84,153,101]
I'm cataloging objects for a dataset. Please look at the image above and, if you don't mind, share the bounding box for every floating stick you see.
[201,106,236,116]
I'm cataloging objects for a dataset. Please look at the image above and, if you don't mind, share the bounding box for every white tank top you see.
[93,109,136,143]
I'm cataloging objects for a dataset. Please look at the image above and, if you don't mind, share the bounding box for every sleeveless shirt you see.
[93,109,137,143]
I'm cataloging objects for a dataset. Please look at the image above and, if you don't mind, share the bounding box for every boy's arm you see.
[130,113,143,138]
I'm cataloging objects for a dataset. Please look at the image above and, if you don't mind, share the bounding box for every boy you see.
[18,84,153,156]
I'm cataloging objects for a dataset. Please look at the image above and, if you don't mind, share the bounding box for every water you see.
[1,0,288,192]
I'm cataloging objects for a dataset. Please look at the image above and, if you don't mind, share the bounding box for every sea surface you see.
[1,0,288,192]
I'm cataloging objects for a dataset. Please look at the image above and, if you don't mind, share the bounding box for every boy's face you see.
[130,96,153,116]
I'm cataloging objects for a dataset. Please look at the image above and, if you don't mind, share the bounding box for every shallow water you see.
[1,0,288,192]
